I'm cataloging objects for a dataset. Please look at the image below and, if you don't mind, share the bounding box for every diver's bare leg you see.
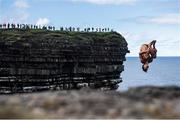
[151,40,156,48]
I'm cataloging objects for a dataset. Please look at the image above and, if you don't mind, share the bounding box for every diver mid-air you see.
[139,40,157,72]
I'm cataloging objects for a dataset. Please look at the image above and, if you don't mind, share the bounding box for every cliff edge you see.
[0,29,129,92]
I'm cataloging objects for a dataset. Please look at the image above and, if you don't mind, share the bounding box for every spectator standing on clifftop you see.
[7,23,10,29]
[17,24,20,28]
[3,23,6,28]
[53,26,55,31]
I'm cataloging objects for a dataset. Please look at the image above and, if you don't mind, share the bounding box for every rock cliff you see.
[0,29,129,92]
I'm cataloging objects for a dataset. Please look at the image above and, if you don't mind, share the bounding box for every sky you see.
[0,0,180,56]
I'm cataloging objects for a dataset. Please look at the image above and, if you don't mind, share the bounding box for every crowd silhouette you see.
[0,23,114,32]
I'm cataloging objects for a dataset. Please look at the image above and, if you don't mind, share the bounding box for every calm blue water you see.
[119,57,180,91]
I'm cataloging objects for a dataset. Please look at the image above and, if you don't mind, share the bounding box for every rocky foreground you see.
[0,86,180,119]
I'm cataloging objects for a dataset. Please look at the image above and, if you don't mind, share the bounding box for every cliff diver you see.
[139,40,157,72]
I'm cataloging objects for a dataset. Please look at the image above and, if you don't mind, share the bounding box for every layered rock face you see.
[0,29,129,92]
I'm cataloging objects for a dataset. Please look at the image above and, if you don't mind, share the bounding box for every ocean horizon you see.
[119,56,180,91]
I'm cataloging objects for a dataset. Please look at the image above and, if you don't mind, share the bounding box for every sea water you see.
[119,57,180,91]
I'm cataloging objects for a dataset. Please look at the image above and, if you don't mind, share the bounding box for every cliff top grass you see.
[0,29,127,45]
